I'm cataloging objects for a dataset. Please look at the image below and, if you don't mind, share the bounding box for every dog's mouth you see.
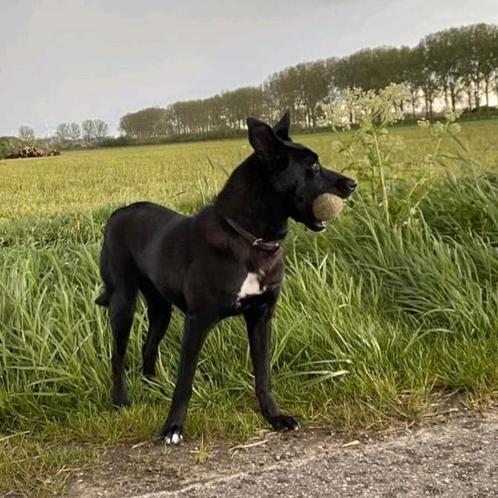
[296,185,356,232]
[311,219,327,232]
[307,193,352,232]
[304,217,327,232]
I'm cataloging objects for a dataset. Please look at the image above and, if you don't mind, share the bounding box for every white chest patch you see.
[238,272,266,300]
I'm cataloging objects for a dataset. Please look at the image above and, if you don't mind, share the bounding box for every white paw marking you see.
[165,431,183,445]
[238,272,266,300]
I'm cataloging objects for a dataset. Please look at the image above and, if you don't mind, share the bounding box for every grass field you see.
[1,119,498,495]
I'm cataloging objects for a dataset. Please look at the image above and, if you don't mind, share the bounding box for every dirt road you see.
[72,409,498,497]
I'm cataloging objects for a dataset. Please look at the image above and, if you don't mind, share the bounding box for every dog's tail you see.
[95,287,112,307]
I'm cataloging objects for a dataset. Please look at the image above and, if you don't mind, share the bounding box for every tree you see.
[493,28,498,100]
[69,122,81,142]
[293,61,330,127]
[456,23,498,110]
[471,24,498,108]
[120,108,172,138]
[18,125,35,142]
[221,87,266,130]
[421,28,464,111]
[81,119,109,144]
[203,95,226,132]
[324,57,341,105]
[400,47,424,118]
[265,67,302,125]
[55,123,71,145]
[82,120,96,145]
[413,43,439,117]
[94,120,109,140]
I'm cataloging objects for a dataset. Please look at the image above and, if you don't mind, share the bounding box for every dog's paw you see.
[269,415,300,432]
[162,425,184,445]
[112,395,130,409]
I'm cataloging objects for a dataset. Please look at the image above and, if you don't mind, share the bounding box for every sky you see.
[1,0,498,137]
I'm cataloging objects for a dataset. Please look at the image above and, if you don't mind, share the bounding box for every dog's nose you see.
[341,178,357,194]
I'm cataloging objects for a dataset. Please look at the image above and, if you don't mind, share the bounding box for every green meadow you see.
[1,120,498,495]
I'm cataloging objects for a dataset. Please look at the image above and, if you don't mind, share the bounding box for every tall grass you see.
[1,174,497,431]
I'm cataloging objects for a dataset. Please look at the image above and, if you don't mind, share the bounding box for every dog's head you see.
[247,112,357,231]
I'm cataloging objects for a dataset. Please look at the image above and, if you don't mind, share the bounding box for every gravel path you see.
[72,410,498,498]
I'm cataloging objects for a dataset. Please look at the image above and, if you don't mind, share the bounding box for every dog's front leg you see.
[244,301,299,432]
[162,313,215,445]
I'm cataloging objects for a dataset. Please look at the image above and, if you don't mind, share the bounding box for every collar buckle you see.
[225,217,282,253]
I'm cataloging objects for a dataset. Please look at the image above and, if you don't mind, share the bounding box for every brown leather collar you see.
[225,217,281,253]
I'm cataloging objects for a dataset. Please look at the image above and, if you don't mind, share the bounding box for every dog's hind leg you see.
[109,283,137,407]
[96,241,114,307]
[141,280,172,378]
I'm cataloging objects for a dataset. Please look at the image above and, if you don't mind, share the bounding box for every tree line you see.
[12,22,498,149]
[120,23,498,139]
[17,119,109,147]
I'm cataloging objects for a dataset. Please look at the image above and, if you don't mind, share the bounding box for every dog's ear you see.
[273,111,290,140]
[247,117,279,157]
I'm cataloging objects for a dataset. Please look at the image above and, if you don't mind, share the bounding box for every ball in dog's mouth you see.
[312,193,344,230]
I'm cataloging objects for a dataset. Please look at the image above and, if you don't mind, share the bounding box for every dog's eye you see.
[311,162,320,172]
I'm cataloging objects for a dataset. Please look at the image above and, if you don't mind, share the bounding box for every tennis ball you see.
[312,193,344,221]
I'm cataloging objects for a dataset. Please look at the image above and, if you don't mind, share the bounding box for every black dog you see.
[96,113,356,445]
